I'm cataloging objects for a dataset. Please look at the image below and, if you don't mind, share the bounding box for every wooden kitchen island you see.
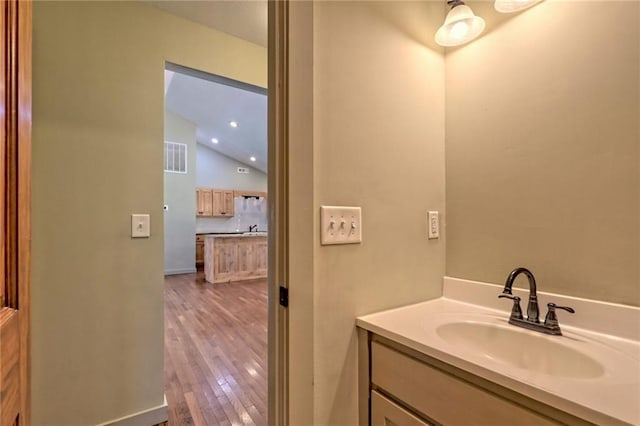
[204,234,268,284]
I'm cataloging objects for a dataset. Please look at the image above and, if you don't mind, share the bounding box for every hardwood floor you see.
[164,272,267,425]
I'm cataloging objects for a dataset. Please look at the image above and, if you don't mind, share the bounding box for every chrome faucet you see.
[502,267,539,322]
[498,267,574,336]
[249,224,258,232]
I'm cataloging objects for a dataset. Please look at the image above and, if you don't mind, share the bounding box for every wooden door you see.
[0,0,32,424]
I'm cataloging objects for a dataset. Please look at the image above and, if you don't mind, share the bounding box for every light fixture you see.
[495,0,543,13]
[435,0,485,47]
[229,121,238,128]
[250,156,256,162]
[211,138,219,144]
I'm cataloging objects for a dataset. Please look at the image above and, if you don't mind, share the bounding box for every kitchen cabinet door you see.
[195,235,205,266]
[212,239,237,283]
[196,188,213,216]
[253,239,268,276]
[212,189,235,217]
[236,239,255,280]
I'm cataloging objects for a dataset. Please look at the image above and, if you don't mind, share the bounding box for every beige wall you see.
[286,2,316,424]
[312,2,446,424]
[445,1,639,306]
[31,2,266,424]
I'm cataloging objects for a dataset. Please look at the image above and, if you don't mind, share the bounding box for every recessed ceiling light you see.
[229,121,238,128]
[211,138,219,144]
[250,156,256,162]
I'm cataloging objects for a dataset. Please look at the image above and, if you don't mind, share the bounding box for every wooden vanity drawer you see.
[371,341,559,426]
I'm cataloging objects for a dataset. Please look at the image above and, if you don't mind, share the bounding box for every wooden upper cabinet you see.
[233,190,267,199]
[196,188,213,216]
[197,188,235,217]
[211,189,234,217]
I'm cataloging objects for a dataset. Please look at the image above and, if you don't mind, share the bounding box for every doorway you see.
[163,64,269,424]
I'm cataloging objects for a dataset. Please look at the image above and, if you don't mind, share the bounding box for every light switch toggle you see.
[132,214,150,238]
[321,206,362,245]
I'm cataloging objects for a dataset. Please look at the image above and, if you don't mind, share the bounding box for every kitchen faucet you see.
[499,267,575,336]
[249,224,258,232]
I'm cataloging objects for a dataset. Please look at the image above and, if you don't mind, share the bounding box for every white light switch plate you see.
[131,214,150,238]
[320,206,362,245]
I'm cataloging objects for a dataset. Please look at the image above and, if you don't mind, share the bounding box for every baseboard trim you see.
[164,267,197,275]
[97,395,168,426]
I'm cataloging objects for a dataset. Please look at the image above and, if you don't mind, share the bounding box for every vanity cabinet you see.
[371,390,431,426]
[360,331,591,426]
[196,188,234,217]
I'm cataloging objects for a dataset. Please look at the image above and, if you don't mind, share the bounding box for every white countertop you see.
[357,277,640,425]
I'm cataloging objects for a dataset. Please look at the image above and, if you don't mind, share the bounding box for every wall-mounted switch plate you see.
[321,206,362,245]
[428,211,439,239]
[132,214,150,238]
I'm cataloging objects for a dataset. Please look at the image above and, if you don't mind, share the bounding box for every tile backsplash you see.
[196,196,268,234]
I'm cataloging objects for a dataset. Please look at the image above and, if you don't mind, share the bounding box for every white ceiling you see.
[155,1,269,173]
[148,0,268,47]
[165,70,268,173]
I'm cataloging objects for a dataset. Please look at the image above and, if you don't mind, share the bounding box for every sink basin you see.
[436,321,605,379]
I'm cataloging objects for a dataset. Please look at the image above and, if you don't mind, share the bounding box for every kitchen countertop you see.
[357,277,640,426]
[202,232,267,238]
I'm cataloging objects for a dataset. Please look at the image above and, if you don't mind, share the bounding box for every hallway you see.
[164,272,268,425]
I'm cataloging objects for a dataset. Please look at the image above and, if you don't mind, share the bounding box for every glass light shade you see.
[435,5,486,47]
[494,0,543,13]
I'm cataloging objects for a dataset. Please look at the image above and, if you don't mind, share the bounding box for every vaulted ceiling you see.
[152,1,268,173]
[165,70,267,173]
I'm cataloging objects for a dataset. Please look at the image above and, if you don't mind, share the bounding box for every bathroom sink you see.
[358,286,640,426]
[436,321,605,379]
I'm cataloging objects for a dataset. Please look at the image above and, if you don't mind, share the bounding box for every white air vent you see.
[164,142,187,173]
[237,167,250,174]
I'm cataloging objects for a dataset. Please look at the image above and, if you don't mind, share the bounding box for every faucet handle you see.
[544,303,575,331]
[499,294,524,320]
[547,303,575,314]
